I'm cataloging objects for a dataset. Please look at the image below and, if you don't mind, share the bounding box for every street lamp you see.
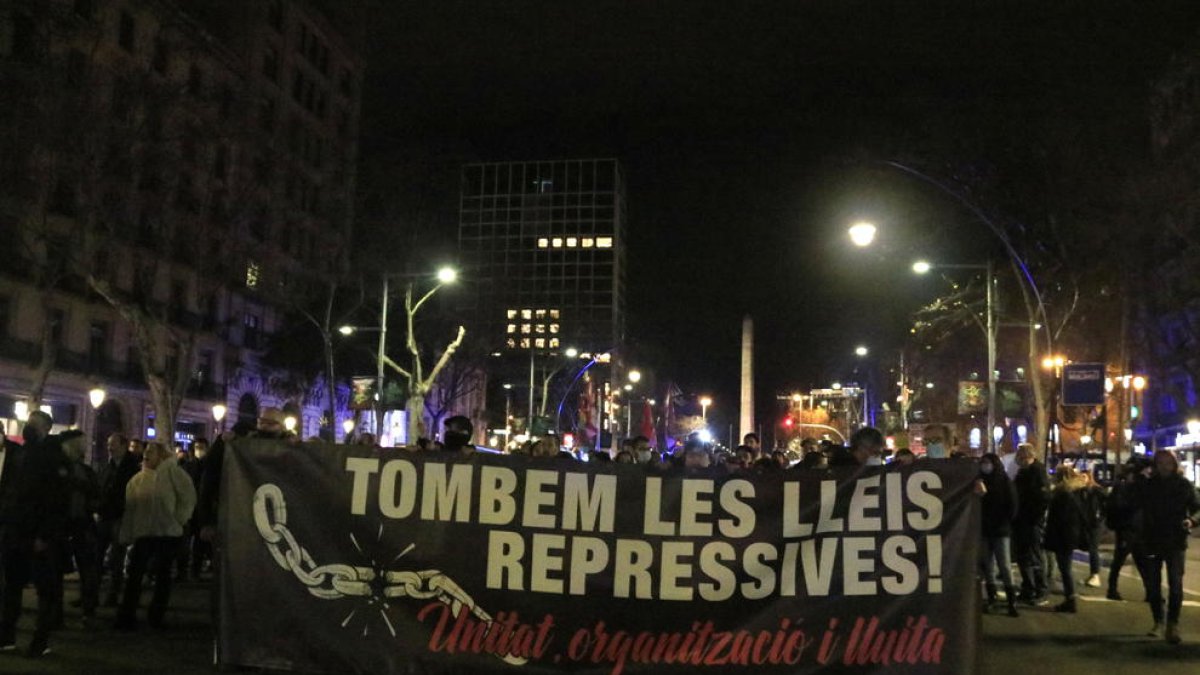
[212,403,227,433]
[284,415,298,433]
[88,387,106,409]
[628,369,642,384]
[848,222,877,247]
[913,259,997,452]
[700,396,713,422]
[342,418,356,438]
[854,346,869,357]
[436,266,458,284]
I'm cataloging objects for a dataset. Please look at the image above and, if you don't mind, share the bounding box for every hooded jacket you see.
[119,457,196,544]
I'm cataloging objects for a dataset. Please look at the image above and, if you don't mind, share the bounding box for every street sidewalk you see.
[1,558,1198,674]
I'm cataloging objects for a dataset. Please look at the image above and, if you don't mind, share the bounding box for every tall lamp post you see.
[913,260,996,452]
[700,396,713,423]
[1042,355,1066,462]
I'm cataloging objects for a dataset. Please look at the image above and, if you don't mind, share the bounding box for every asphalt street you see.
[0,542,1197,674]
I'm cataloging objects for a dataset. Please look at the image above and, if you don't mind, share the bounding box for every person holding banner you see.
[115,443,196,630]
[1042,466,1090,614]
[976,453,1020,617]
[1135,450,1200,644]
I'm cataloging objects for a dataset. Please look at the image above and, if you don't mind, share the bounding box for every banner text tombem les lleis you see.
[344,459,946,601]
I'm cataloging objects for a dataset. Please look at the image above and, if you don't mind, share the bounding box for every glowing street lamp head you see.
[211,403,227,422]
[848,222,877,247]
[436,266,458,284]
[699,396,713,408]
[283,415,298,432]
[912,261,932,274]
[791,393,803,402]
[88,387,106,409]
[831,383,842,391]
[565,347,579,358]
[1132,375,1146,391]
[854,346,869,357]
[697,429,713,444]
[342,418,356,435]
[338,325,355,336]
[628,370,642,383]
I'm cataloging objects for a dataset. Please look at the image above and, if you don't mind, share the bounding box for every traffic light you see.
[783,416,794,428]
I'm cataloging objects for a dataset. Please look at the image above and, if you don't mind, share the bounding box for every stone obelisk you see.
[739,315,754,441]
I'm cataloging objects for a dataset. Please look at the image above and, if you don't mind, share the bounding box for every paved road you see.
[1,546,1199,674]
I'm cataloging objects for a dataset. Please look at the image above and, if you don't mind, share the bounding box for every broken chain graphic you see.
[252,483,527,665]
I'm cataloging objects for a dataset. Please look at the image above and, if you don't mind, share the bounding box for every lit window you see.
[245,262,260,288]
[520,324,531,334]
[506,338,516,349]
[506,324,516,334]
[552,238,563,248]
[549,323,559,334]
[535,338,545,349]
[535,309,546,319]
[566,237,577,247]
[582,238,594,248]
[506,309,517,319]
[535,324,545,334]
[550,309,560,319]
[537,238,549,248]
[521,309,532,320]
[597,237,613,248]
[519,338,530,349]
[549,338,560,349]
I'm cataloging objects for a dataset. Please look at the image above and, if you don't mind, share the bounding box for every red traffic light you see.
[783,416,794,428]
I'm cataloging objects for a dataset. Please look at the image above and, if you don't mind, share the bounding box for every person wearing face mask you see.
[975,453,1019,617]
[631,436,656,465]
[849,427,885,466]
[923,426,950,459]
[0,410,69,657]
[442,416,476,456]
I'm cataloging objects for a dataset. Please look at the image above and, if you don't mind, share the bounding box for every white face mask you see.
[926,442,946,458]
[866,456,883,466]
[636,450,652,463]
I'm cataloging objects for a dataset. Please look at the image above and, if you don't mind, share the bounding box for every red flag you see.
[640,399,656,446]
[579,373,598,443]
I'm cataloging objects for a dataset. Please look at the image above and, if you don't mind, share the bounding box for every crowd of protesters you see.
[0,410,201,657]
[1,408,1198,657]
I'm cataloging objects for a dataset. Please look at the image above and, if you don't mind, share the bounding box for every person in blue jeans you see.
[1043,465,1090,614]
[1135,450,1200,644]
[975,453,1020,617]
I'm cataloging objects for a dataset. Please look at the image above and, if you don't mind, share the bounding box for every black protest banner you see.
[219,441,981,674]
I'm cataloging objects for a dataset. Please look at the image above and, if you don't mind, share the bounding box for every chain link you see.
[252,484,527,665]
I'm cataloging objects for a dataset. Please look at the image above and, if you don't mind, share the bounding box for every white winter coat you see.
[119,457,197,544]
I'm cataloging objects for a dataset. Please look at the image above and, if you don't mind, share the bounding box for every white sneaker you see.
[1085,574,1101,588]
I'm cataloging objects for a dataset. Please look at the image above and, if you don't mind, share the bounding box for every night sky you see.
[361,0,1200,433]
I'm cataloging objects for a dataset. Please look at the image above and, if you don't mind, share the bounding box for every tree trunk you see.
[405,393,426,446]
[28,310,58,406]
[148,374,177,446]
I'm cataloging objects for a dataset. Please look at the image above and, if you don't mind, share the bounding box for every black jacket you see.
[1135,473,1200,553]
[979,472,1017,538]
[4,434,70,542]
[1043,487,1089,553]
[0,441,25,529]
[97,451,140,521]
[1013,462,1050,526]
